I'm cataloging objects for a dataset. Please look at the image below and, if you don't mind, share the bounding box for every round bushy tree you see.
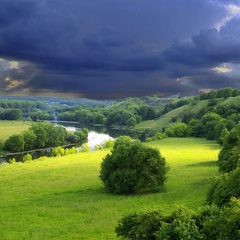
[4,134,24,152]
[99,136,168,194]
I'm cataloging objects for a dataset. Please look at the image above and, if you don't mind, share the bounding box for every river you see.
[0,122,147,163]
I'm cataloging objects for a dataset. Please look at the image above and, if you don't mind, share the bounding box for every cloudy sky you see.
[0,0,240,99]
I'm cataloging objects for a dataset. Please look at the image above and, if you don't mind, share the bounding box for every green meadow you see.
[0,120,31,142]
[0,138,221,240]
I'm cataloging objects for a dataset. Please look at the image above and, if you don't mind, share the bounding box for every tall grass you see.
[0,138,221,239]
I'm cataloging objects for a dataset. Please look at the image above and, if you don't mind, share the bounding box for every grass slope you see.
[0,120,31,142]
[135,96,240,132]
[0,138,221,240]
[135,105,188,132]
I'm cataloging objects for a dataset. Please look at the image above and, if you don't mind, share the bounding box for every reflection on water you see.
[88,131,114,150]
[0,122,149,163]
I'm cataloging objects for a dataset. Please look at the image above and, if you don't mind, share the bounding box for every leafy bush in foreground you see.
[217,123,240,173]
[115,211,163,240]
[207,168,240,207]
[116,198,240,240]
[99,136,168,194]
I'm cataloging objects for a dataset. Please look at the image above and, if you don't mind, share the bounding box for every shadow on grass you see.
[50,185,166,200]
[187,161,217,168]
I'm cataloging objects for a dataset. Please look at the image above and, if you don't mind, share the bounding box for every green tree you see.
[115,199,240,240]
[30,122,69,149]
[207,168,240,207]
[91,112,106,124]
[30,122,48,148]
[166,122,188,137]
[201,113,223,140]
[202,198,240,240]
[23,130,37,151]
[99,136,168,194]
[188,119,204,137]
[138,105,155,120]
[218,123,240,173]
[47,125,67,147]
[0,109,22,120]
[127,117,137,127]
[4,134,24,152]
[156,207,203,240]
[116,210,163,240]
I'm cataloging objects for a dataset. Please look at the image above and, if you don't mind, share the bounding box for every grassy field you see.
[0,120,31,142]
[0,138,221,239]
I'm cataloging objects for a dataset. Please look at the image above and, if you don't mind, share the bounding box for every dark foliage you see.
[207,168,240,207]
[218,124,240,173]
[115,199,240,240]
[99,136,168,194]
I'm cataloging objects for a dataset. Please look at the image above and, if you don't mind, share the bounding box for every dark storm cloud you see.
[0,0,239,98]
[161,17,240,72]
[0,0,38,28]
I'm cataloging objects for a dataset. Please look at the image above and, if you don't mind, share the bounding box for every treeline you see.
[197,87,240,100]
[162,110,239,144]
[0,96,163,126]
[0,100,52,121]
[1,122,88,153]
[115,123,240,240]
[57,96,163,126]
[156,89,240,143]
[1,88,240,131]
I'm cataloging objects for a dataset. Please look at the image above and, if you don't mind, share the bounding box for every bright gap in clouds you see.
[212,64,232,73]
[215,4,240,29]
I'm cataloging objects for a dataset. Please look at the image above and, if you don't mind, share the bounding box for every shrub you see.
[168,122,189,137]
[52,146,65,157]
[202,198,240,240]
[156,207,203,240]
[116,210,163,240]
[99,136,168,194]
[94,144,100,151]
[115,200,240,240]
[22,153,32,163]
[155,132,167,140]
[218,124,240,173]
[64,148,70,155]
[80,143,91,152]
[116,207,202,240]
[69,146,78,154]
[207,168,240,207]
[102,139,114,149]
[146,137,153,142]
[9,158,16,164]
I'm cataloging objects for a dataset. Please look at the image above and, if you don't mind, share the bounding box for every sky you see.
[0,0,240,99]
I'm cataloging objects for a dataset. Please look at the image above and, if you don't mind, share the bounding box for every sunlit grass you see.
[0,138,221,239]
[0,120,31,142]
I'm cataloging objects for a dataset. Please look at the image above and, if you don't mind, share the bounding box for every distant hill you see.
[135,96,240,132]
